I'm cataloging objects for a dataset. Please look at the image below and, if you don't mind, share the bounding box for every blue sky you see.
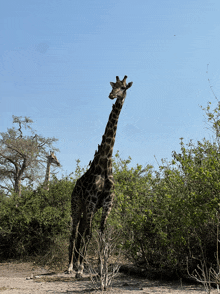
[1,0,220,177]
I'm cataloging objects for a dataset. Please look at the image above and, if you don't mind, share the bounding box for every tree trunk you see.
[14,177,21,197]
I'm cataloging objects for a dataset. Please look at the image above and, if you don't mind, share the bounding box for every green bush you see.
[0,176,73,260]
[105,145,220,278]
[1,141,220,279]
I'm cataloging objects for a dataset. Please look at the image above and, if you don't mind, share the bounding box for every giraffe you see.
[44,151,60,190]
[68,76,133,277]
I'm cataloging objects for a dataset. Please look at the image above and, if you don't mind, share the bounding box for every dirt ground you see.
[0,261,218,293]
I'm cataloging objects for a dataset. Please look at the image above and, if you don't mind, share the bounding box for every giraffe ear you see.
[110,82,115,88]
[126,82,133,89]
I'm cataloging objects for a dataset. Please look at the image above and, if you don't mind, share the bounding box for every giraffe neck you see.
[44,160,51,190]
[91,97,125,173]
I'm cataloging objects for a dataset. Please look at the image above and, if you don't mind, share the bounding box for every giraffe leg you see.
[75,211,94,278]
[68,222,80,273]
[76,227,92,278]
[100,192,114,233]
[68,198,81,274]
[98,192,114,275]
[74,214,87,276]
[73,221,83,269]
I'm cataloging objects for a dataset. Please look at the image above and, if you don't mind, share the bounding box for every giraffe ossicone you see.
[68,76,133,277]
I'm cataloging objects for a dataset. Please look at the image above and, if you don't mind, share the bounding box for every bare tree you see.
[0,116,59,196]
[187,213,220,293]
[73,227,122,292]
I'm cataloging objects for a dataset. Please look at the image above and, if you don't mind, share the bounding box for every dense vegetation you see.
[1,100,220,279]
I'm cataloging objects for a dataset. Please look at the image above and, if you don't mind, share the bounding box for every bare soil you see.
[0,261,217,293]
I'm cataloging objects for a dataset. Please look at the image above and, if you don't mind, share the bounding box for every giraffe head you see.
[109,75,133,100]
[48,151,60,166]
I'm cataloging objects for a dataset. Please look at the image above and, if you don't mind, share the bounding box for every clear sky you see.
[1,0,220,177]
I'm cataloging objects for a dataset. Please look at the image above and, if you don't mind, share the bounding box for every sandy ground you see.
[0,261,218,293]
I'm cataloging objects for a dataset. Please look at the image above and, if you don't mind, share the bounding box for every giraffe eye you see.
[121,87,126,90]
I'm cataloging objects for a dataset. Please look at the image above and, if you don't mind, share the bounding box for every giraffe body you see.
[68,76,132,276]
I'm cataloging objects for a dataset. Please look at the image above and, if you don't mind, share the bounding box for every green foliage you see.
[0,176,73,260]
[106,136,220,276]
[109,152,156,261]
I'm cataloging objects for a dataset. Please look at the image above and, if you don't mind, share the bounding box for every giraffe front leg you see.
[75,211,94,278]
[100,192,114,233]
[68,236,74,273]
[98,193,114,277]
[68,224,79,273]
[68,197,81,274]
[74,216,88,278]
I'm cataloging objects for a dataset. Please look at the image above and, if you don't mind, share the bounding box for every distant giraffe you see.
[68,76,133,277]
[44,151,60,190]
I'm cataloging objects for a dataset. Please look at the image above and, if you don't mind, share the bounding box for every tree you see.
[201,100,220,144]
[0,116,59,196]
